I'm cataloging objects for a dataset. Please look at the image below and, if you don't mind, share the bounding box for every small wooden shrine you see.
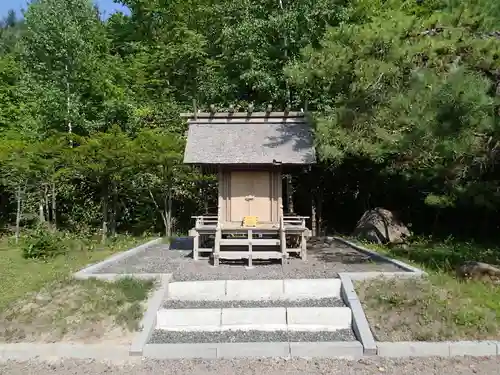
[183,106,316,266]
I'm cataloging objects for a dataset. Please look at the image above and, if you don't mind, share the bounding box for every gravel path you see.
[163,297,346,309]
[2,357,499,374]
[148,329,356,343]
[93,238,404,280]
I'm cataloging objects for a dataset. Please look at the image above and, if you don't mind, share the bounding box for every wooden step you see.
[219,238,280,246]
[217,251,284,260]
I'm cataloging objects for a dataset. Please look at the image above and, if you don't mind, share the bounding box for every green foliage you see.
[21,225,67,259]
[424,194,455,208]
[289,0,500,214]
[1,0,500,244]
[112,277,155,303]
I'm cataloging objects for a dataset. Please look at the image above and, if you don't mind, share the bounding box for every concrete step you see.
[166,279,342,301]
[156,306,352,332]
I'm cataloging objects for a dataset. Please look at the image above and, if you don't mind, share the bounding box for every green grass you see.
[367,236,500,273]
[0,234,152,311]
[354,237,500,341]
[1,277,156,343]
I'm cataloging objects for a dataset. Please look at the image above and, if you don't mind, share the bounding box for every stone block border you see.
[377,341,500,357]
[0,343,134,363]
[332,236,426,277]
[142,341,363,359]
[130,273,172,356]
[339,273,377,356]
[73,237,163,278]
[1,238,498,362]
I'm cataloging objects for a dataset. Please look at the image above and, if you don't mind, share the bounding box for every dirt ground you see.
[2,356,500,375]
[356,276,500,341]
[0,277,155,344]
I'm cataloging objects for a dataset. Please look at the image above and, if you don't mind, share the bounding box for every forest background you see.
[1,0,500,247]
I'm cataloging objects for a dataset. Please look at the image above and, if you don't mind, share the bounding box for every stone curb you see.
[289,341,363,358]
[142,341,363,359]
[339,273,377,355]
[332,236,426,275]
[0,343,132,362]
[345,271,424,280]
[74,273,163,281]
[377,341,500,357]
[130,274,172,356]
[73,238,163,277]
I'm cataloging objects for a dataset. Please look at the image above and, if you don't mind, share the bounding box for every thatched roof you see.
[182,112,316,165]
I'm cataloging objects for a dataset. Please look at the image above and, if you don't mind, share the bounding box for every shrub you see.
[21,226,67,260]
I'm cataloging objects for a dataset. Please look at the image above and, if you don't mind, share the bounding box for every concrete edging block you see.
[142,343,218,359]
[217,342,290,358]
[289,341,363,358]
[283,278,341,299]
[157,308,222,331]
[339,273,377,355]
[74,237,163,277]
[167,280,226,300]
[332,236,426,275]
[346,271,425,281]
[130,274,172,356]
[74,273,163,281]
[377,341,451,357]
[449,341,498,357]
[226,279,284,300]
[0,343,131,362]
[53,344,131,360]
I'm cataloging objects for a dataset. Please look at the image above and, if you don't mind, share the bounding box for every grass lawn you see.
[355,237,500,341]
[1,277,155,343]
[0,235,149,311]
[0,234,157,343]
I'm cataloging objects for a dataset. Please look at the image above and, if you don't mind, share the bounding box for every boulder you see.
[352,208,411,244]
[456,261,500,283]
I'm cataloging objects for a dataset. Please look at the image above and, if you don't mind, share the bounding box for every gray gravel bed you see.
[148,329,356,344]
[288,330,356,342]
[162,297,346,309]
[3,357,500,375]
[92,238,406,280]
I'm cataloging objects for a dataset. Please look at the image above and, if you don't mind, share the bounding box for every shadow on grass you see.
[386,237,500,272]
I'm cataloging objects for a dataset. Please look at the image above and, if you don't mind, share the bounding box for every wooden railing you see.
[192,216,218,228]
[283,216,309,227]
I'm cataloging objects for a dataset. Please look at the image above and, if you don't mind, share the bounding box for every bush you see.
[21,226,67,260]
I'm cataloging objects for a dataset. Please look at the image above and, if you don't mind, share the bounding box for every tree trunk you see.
[317,189,324,235]
[51,181,57,230]
[66,64,73,147]
[311,197,317,237]
[101,184,108,244]
[15,185,22,244]
[44,184,50,225]
[165,189,173,238]
[38,198,45,224]
[110,181,117,237]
